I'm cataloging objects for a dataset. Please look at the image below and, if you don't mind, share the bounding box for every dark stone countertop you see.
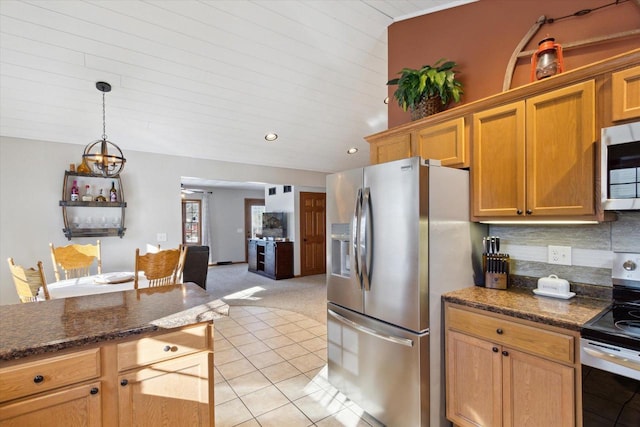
[0,283,229,361]
[442,286,610,331]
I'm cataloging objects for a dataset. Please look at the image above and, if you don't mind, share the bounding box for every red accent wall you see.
[387,0,640,127]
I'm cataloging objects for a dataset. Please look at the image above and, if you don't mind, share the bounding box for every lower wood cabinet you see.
[445,303,578,427]
[0,381,102,426]
[118,352,212,426]
[0,323,214,426]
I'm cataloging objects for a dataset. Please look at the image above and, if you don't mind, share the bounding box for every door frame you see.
[299,191,326,276]
[244,198,265,262]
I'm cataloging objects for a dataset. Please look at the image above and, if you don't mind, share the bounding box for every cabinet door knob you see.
[492,347,499,353]
[496,328,504,335]
[516,210,523,215]
[33,375,44,384]
[526,209,533,215]
[120,379,128,386]
[163,345,171,352]
[502,350,509,356]
[90,387,99,395]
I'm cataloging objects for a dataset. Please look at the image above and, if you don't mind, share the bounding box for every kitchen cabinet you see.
[248,239,294,280]
[118,353,211,426]
[0,323,214,426]
[366,117,468,167]
[611,65,640,121]
[472,80,596,220]
[413,117,468,167]
[0,348,102,426]
[445,303,577,427]
[60,171,126,240]
[368,133,413,165]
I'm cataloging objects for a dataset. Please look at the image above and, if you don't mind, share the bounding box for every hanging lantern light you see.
[82,82,126,177]
[531,37,564,82]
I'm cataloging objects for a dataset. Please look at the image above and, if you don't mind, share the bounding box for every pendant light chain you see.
[102,91,108,141]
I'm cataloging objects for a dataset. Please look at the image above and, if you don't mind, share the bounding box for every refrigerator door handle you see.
[361,187,371,291]
[353,188,363,284]
[328,309,414,347]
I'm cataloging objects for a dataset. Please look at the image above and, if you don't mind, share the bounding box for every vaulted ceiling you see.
[0,0,475,173]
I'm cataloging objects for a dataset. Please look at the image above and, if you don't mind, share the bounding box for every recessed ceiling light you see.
[384,97,389,104]
[347,147,358,154]
[265,133,278,141]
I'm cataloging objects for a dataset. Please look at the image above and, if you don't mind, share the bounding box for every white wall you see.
[0,136,327,304]
[208,188,264,263]
[263,185,295,240]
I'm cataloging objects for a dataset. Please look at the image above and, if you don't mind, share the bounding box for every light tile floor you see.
[214,305,383,427]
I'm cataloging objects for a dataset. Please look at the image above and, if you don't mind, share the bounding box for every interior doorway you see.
[299,192,326,276]
[244,198,265,262]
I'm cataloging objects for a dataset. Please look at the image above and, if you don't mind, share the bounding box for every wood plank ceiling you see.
[0,0,474,173]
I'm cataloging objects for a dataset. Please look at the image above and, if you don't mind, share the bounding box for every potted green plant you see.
[387,59,463,120]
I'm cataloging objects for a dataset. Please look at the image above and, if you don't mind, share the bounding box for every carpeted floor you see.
[204,263,327,324]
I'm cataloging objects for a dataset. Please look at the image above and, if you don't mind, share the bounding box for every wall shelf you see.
[60,171,126,240]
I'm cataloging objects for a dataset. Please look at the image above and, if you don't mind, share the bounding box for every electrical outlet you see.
[156,233,167,242]
[548,245,572,266]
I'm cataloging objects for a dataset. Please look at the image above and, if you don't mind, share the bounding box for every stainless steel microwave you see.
[601,122,640,210]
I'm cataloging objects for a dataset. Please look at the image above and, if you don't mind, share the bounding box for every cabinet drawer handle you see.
[90,387,99,395]
[33,375,44,384]
[492,347,499,353]
[502,350,509,356]
[120,379,128,387]
[496,328,504,335]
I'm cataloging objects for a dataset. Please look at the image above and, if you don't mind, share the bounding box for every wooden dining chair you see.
[50,240,102,282]
[134,245,187,289]
[7,258,50,302]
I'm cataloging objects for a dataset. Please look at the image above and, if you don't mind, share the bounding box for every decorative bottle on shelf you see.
[71,180,79,201]
[82,185,93,202]
[95,189,107,202]
[110,181,118,202]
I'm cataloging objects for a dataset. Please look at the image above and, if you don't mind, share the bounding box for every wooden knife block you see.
[485,272,508,289]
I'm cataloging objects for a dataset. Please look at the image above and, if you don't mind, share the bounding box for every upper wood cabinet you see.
[368,133,413,165]
[413,117,468,167]
[367,117,469,168]
[612,65,640,121]
[472,81,597,220]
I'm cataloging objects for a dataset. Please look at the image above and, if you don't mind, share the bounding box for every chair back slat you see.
[134,246,187,289]
[50,240,102,281]
[7,258,50,303]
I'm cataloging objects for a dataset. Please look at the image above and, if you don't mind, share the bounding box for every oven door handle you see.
[583,344,640,372]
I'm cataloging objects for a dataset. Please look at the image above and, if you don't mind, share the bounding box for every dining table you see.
[42,272,151,299]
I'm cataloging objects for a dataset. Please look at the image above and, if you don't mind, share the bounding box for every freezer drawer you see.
[327,303,429,426]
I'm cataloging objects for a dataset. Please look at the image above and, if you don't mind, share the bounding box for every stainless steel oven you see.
[581,252,640,426]
[601,122,640,211]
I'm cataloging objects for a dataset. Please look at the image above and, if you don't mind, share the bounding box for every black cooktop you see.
[582,301,640,351]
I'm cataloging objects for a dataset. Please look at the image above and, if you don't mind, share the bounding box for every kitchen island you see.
[0,283,228,426]
[442,285,609,427]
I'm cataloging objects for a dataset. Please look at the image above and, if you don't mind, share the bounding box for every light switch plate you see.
[156,233,167,242]
[548,245,571,265]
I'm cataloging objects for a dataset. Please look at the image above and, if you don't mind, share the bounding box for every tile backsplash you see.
[490,211,640,287]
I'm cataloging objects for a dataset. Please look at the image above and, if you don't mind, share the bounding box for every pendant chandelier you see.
[82,81,126,177]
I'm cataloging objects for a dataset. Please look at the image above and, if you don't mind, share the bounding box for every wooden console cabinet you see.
[248,239,294,280]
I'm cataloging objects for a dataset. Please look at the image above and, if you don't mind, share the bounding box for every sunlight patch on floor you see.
[224,286,265,300]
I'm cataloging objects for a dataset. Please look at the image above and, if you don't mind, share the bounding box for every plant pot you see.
[410,95,444,120]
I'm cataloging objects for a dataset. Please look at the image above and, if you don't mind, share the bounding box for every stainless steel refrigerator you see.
[326,157,484,427]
